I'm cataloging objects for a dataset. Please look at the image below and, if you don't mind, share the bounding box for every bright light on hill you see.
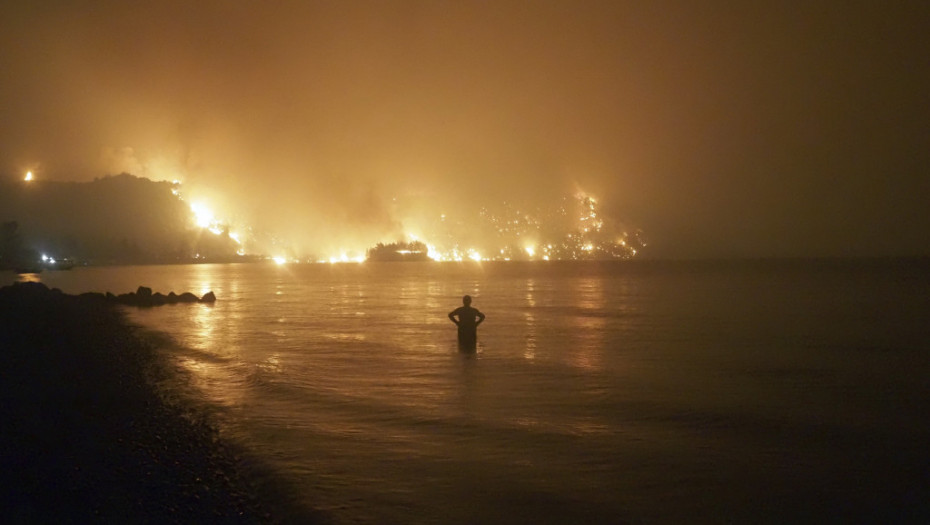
[190,201,215,229]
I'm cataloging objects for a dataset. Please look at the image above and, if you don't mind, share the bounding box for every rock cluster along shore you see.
[0,282,323,523]
[80,285,217,307]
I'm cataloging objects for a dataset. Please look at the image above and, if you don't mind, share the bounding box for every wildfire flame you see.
[389,192,639,263]
[189,201,215,229]
[170,181,638,264]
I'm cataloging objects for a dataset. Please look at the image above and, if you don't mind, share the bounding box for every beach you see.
[4,260,930,523]
[0,281,322,523]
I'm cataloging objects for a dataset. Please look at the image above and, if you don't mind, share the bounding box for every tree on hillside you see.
[0,221,38,271]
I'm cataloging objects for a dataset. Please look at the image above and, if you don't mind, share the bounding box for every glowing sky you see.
[2,1,928,258]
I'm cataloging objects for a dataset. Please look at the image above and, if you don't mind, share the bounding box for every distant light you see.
[524,245,536,257]
[320,252,364,264]
[24,171,33,182]
[273,256,287,265]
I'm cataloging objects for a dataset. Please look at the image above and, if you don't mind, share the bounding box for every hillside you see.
[0,174,240,266]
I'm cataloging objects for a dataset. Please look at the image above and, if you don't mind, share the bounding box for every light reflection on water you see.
[110,262,635,522]
[15,272,42,283]
[523,278,537,360]
[567,276,607,371]
[6,260,930,523]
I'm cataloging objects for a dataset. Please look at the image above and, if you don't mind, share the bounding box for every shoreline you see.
[0,282,324,523]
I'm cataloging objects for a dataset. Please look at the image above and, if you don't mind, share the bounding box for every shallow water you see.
[9,260,930,523]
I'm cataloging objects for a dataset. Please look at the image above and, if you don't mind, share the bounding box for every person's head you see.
[462,295,472,306]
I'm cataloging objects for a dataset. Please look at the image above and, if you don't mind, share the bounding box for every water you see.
[8,260,930,523]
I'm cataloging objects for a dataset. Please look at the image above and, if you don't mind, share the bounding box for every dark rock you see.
[178,292,199,303]
[0,281,50,300]
[64,286,210,308]
[79,292,107,302]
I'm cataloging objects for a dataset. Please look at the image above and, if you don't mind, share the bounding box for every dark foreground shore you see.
[0,282,325,524]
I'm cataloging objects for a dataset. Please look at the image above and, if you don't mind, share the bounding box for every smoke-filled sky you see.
[2,1,928,258]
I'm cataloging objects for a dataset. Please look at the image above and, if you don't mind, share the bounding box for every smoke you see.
[3,2,929,258]
[0,1,669,257]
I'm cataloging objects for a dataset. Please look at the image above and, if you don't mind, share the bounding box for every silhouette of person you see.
[448,295,485,350]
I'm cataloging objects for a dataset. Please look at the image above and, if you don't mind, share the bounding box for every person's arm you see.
[476,310,485,326]
[448,311,459,325]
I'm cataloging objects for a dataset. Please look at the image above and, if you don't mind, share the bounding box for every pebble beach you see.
[0,282,322,523]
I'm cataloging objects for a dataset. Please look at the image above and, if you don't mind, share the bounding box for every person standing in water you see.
[448,295,485,349]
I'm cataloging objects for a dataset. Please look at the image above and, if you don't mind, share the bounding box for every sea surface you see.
[7,259,930,523]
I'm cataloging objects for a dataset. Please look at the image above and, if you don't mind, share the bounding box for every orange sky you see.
[2,1,928,258]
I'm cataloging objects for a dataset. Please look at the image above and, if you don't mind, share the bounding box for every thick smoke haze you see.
[2,1,928,258]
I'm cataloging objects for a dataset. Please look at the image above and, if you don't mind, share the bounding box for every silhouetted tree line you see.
[366,241,429,261]
[0,221,40,271]
[0,174,241,265]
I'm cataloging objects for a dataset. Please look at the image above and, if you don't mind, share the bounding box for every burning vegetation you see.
[388,193,645,262]
[2,172,644,267]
